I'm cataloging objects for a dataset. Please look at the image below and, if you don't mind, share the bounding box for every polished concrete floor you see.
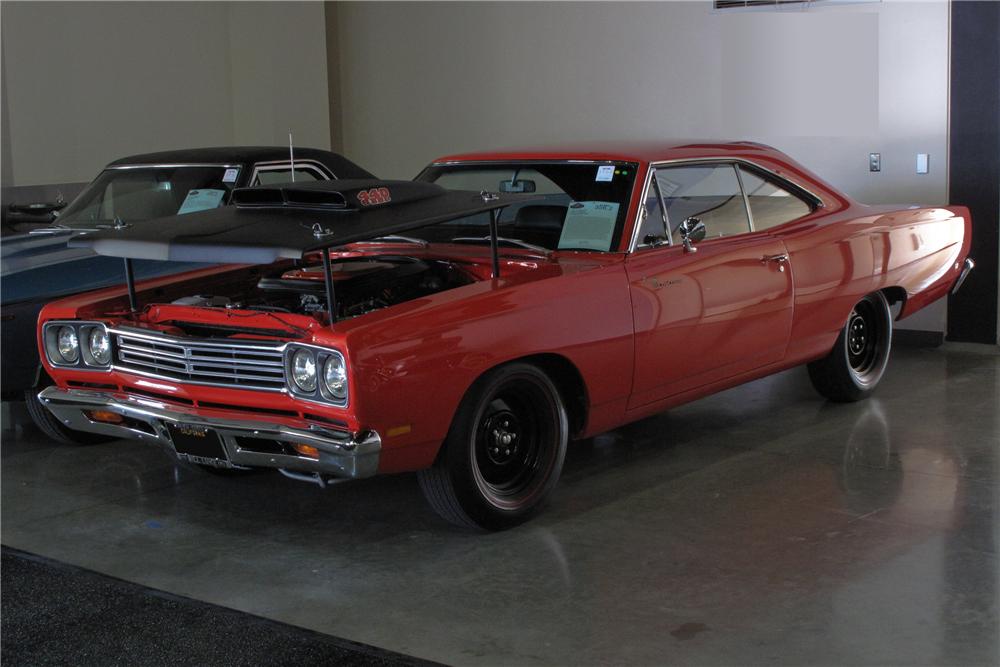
[3,344,998,666]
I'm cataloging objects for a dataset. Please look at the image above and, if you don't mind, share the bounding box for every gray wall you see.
[331,0,951,331]
[1,1,330,187]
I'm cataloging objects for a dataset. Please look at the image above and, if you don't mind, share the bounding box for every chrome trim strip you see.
[627,157,826,253]
[106,163,242,170]
[249,159,334,185]
[37,387,379,479]
[429,159,638,167]
[734,164,756,232]
[951,258,975,295]
[111,326,286,351]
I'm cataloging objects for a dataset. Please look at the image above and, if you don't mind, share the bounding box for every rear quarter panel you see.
[780,204,970,363]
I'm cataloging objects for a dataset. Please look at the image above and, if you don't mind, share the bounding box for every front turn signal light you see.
[87,410,124,424]
[291,443,320,459]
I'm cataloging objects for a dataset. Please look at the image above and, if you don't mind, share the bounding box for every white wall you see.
[333,0,951,331]
[1,1,330,187]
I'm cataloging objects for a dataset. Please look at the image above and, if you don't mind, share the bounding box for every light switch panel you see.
[917,153,929,174]
[869,153,881,172]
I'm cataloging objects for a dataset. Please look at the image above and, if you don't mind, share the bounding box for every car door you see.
[625,162,794,409]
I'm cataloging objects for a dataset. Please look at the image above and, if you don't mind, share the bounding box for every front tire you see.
[808,291,892,402]
[24,386,114,446]
[418,363,568,530]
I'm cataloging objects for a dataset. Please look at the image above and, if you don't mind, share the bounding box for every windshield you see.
[59,165,239,224]
[414,161,637,252]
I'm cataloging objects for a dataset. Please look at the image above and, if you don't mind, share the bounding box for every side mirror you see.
[678,217,706,253]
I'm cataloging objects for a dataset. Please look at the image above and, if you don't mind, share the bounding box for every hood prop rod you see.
[321,249,338,327]
[123,258,138,313]
[489,209,501,279]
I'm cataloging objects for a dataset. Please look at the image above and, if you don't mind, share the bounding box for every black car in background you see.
[2,146,374,443]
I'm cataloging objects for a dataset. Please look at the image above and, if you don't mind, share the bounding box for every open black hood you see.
[70,180,531,264]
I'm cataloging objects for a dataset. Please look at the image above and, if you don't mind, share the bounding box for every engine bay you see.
[168,255,475,322]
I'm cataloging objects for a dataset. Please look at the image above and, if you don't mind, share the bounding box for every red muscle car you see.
[34,141,974,530]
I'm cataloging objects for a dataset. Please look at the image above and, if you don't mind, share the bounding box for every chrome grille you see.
[113,329,285,391]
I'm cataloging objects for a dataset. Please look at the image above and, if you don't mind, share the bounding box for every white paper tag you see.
[595,165,615,182]
[177,189,226,215]
[557,201,619,251]
[222,168,240,183]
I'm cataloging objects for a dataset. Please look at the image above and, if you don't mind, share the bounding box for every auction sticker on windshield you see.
[557,201,619,251]
[178,189,226,215]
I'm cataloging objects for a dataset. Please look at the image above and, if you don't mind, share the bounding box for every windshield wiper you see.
[354,235,429,247]
[451,236,550,254]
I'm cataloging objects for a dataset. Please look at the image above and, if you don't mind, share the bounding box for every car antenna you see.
[289,131,295,182]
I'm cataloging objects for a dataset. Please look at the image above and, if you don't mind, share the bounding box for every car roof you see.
[107,146,376,179]
[430,140,784,165]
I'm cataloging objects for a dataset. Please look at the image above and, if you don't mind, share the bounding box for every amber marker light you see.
[291,443,320,459]
[86,410,124,424]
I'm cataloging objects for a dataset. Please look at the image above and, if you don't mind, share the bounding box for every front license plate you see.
[167,423,228,462]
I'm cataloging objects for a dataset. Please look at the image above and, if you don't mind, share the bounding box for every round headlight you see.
[322,355,347,400]
[291,349,317,392]
[88,327,111,365]
[57,326,80,363]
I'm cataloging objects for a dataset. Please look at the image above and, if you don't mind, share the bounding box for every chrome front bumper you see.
[951,257,975,295]
[37,387,380,479]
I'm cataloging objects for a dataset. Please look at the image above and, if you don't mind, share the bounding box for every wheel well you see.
[880,286,908,319]
[509,354,589,438]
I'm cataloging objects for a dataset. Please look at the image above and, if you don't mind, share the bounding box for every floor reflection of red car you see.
[34,142,973,530]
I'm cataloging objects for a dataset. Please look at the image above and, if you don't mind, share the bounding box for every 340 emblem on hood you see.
[357,187,391,206]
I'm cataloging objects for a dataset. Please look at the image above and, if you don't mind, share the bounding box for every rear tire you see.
[808,291,892,402]
[24,387,114,446]
[418,363,568,530]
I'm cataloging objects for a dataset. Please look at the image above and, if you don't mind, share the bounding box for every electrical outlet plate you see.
[917,153,929,174]
[869,153,881,172]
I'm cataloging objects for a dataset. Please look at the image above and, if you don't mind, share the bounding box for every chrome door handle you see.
[761,254,789,272]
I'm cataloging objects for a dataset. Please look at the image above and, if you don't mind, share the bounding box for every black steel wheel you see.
[418,362,568,530]
[808,291,892,402]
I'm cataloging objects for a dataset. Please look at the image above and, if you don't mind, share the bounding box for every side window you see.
[738,166,813,231]
[636,175,668,246]
[655,164,750,242]
[251,164,328,186]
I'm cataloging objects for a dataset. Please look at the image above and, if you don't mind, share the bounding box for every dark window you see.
[416,162,638,252]
[716,1,835,9]
[59,166,235,224]
[253,166,325,186]
[654,164,750,243]
[738,166,813,231]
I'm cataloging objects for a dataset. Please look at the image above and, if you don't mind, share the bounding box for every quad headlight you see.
[291,349,318,393]
[285,345,348,405]
[56,326,80,363]
[43,321,112,369]
[88,327,112,366]
[323,355,348,401]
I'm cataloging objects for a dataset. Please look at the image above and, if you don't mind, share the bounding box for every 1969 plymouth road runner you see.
[35,142,974,529]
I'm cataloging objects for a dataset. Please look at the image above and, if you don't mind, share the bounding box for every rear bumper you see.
[36,387,380,479]
[951,258,975,295]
